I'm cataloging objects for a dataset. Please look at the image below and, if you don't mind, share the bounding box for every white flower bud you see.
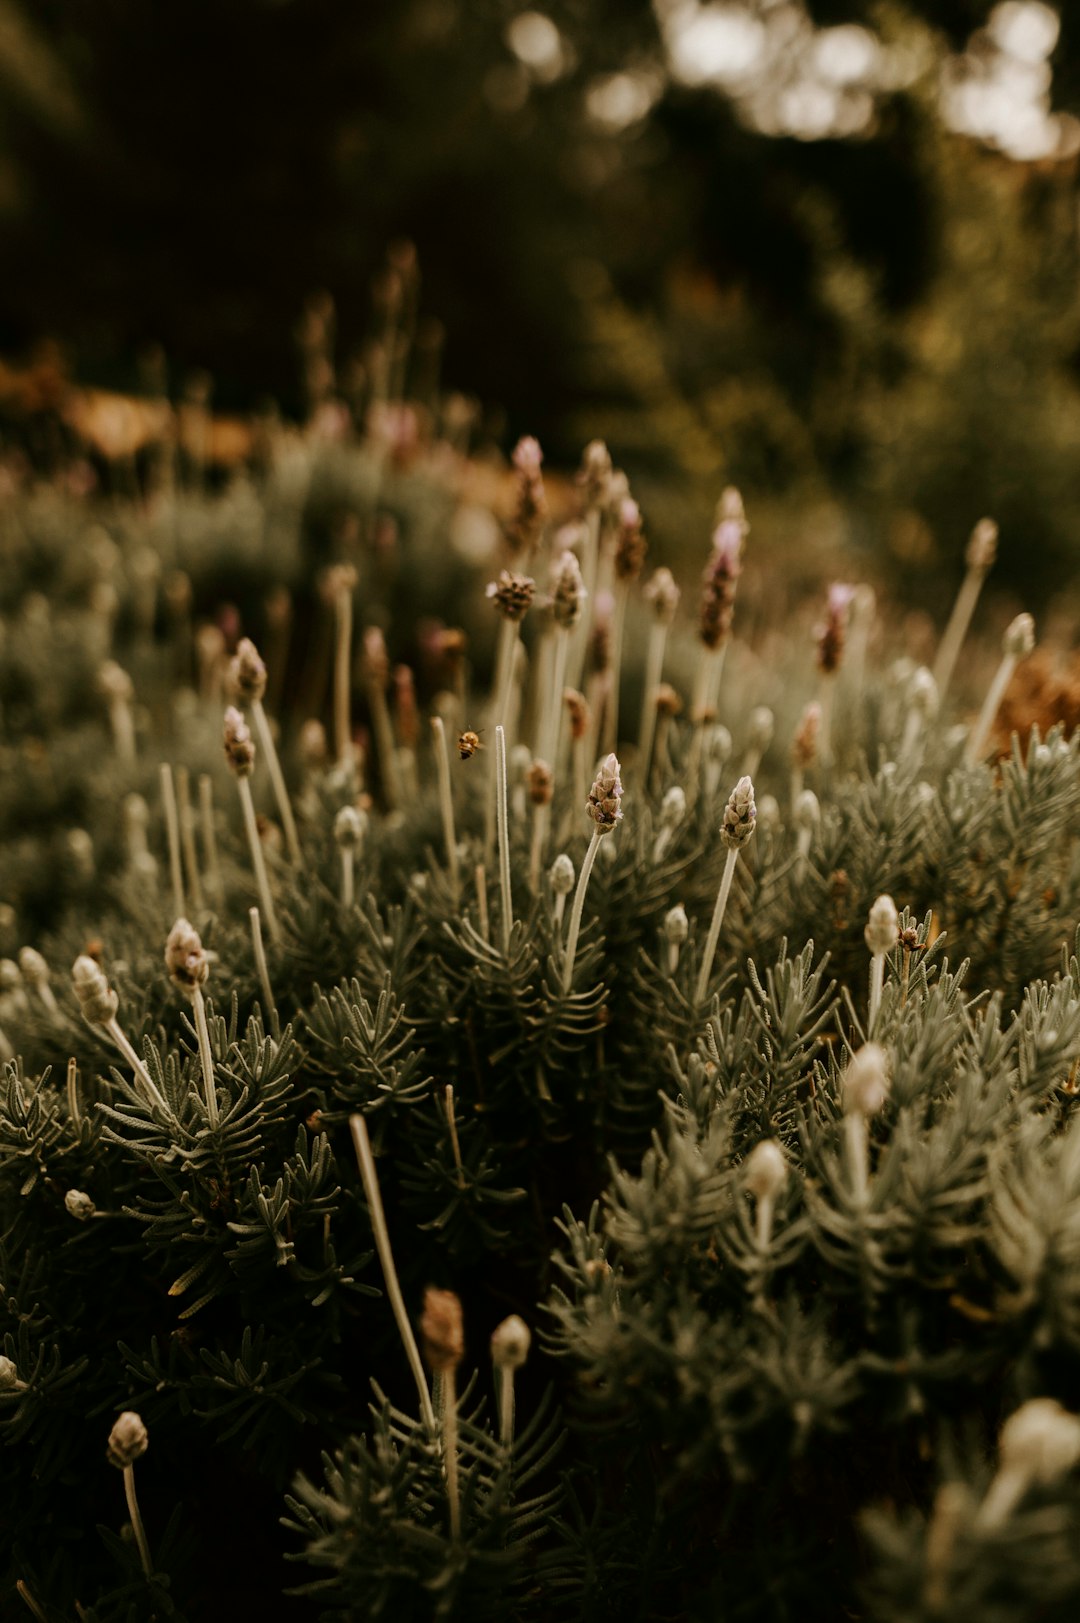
[794,790,820,831]
[747,706,774,752]
[491,1314,532,1370]
[744,1139,787,1202]
[107,1411,149,1469]
[550,854,575,895]
[864,895,899,958]
[908,667,938,719]
[966,517,998,572]
[999,1398,1080,1485]
[663,904,689,945]
[65,1189,95,1221]
[1004,612,1035,660]
[72,955,118,1026]
[0,959,21,992]
[18,947,49,989]
[659,786,686,828]
[333,805,367,849]
[0,1355,19,1388]
[843,1043,890,1117]
[707,725,732,764]
[756,794,780,832]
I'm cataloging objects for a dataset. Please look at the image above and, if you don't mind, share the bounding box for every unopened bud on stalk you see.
[491,1315,531,1370]
[843,1043,890,1118]
[792,702,821,771]
[551,550,586,630]
[1004,612,1036,659]
[550,853,575,895]
[228,638,267,704]
[663,904,689,973]
[72,955,118,1025]
[745,1139,787,1203]
[563,688,589,741]
[587,754,623,832]
[757,794,780,832]
[107,1412,148,1469]
[299,719,328,768]
[977,1398,1080,1529]
[865,895,899,958]
[486,570,535,623]
[748,706,774,753]
[334,805,367,849]
[420,1286,465,1374]
[794,790,820,831]
[653,785,686,862]
[644,567,680,626]
[527,760,554,807]
[65,1189,95,1221]
[98,661,134,704]
[223,707,256,777]
[721,776,757,849]
[908,667,938,719]
[165,918,208,992]
[966,517,998,572]
[0,1356,21,1388]
[578,440,612,508]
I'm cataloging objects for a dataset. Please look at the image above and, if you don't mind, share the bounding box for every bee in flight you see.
[458,729,484,761]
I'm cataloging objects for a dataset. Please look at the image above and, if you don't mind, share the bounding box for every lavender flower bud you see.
[107,1411,148,1469]
[491,1314,532,1370]
[663,904,688,945]
[334,805,367,849]
[644,567,680,627]
[18,948,50,991]
[613,498,647,582]
[587,753,623,833]
[794,790,820,831]
[843,1043,890,1117]
[223,706,256,777]
[419,1286,464,1374]
[707,725,733,765]
[864,895,899,957]
[748,706,774,752]
[792,703,821,770]
[966,517,998,572]
[908,666,939,718]
[744,1139,787,1201]
[720,776,756,849]
[564,689,590,741]
[72,955,118,1025]
[228,637,268,704]
[757,794,781,832]
[0,1356,18,1388]
[98,661,134,703]
[659,786,686,828]
[527,760,554,807]
[165,918,208,992]
[1004,612,1035,659]
[999,1398,1080,1484]
[550,853,575,895]
[551,550,586,630]
[486,570,536,623]
[65,1189,95,1221]
[578,440,612,507]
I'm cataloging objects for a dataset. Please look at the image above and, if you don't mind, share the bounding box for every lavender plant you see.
[0,381,1079,1623]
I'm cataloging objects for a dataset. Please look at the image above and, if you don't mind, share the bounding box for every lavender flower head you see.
[816,583,856,674]
[223,707,256,777]
[229,637,267,705]
[486,570,535,623]
[720,775,757,849]
[551,550,586,630]
[165,918,209,992]
[577,439,612,508]
[699,507,745,649]
[613,498,647,582]
[587,753,623,833]
[966,517,998,572]
[512,436,543,476]
[644,566,681,627]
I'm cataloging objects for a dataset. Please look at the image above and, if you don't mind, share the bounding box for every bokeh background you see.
[2,0,1079,603]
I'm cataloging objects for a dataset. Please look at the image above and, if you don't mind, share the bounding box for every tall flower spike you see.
[166,918,219,1127]
[562,753,623,994]
[506,435,547,556]
[223,708,281,942]
[228,637,268,704]
[695,776,756,1004]
[420,1287,464,1539]
[577,439,612,510]
[230,637,301,865]
[107,1412,152,1577]
[72,954,173,1119]
[933,516,998,704]
[966,611,1036,766]
[744,1139,787,1250]
[842,1042,889,1204]
[865,894,898,1032]
[551,549,586,631]
[491,1314,531,1446]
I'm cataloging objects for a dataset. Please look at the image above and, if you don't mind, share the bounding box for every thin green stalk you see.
[694,845,738,1005]
[562,828,601,995]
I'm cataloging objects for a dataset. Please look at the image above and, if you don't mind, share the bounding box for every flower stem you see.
[237,776,282,944]
[965,652,1017,766]
[198,774,223,903]
[868,951,885,1034]
[695,845,739,1005]
[123,1462,153,1578]
[439,1368,460,1539]
[562,828,601,995]
[249,906,278,1036]
[496,725,513,954]
[191,986,219,1128]
[106,1017,173,1118]
[175,766,205,912]
[334,584,354,768]
[637,621,667,778]
[350,1113,436,1431]
[431,716,459,899]
[252,697,301,865]
[159,763,186,920]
